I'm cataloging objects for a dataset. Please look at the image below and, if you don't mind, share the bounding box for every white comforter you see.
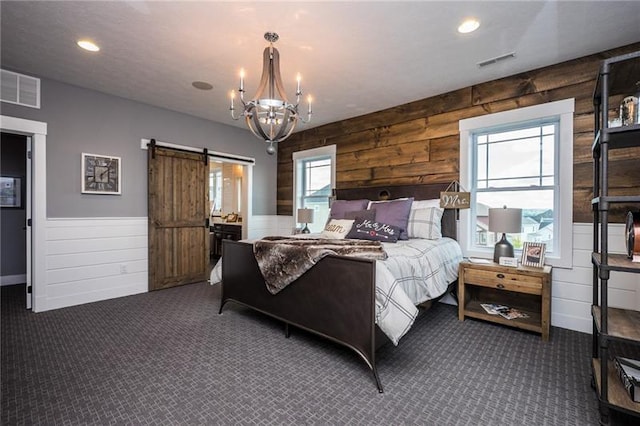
[210,237,462,345]
[375,238,462,344]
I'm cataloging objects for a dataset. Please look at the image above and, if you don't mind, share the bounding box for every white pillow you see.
[407,207,443,239]
[366,197,410,209]
[321,219,355,239]
[411,198,441,210]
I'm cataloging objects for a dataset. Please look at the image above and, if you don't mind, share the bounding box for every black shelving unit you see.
[591,50,640,425]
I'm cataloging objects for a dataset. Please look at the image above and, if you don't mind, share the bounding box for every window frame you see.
[292,145,337,230]
[459,98,574,268]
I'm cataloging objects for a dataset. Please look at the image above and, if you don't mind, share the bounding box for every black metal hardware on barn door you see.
[590,49,640,425]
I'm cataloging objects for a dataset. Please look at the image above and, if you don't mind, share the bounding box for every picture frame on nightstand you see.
[521,242,546,268]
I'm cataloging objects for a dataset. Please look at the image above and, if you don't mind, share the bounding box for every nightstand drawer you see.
[463,268,542,295]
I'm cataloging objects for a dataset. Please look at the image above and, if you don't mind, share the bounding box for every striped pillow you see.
[407,207,443,239]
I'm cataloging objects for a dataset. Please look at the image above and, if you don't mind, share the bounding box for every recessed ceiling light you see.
[77,39,100,52]
[458,18,480,34]
[192,81,213,90]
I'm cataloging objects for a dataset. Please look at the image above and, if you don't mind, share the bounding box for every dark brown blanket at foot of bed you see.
[253,237,387,294]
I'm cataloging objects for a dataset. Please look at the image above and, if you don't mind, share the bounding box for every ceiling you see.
[2,1,640,132]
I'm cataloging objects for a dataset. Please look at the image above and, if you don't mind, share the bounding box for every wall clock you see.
[81,153,121,195]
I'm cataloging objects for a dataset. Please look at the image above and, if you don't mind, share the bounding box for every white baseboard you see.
[0,274,26,286]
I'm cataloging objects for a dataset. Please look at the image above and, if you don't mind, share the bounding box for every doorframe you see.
[0,115,47,312]
[140,138,254,239]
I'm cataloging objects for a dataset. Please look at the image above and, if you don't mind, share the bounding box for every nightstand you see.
[458,260,552,340]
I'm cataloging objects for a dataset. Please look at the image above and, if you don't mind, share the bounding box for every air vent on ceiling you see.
[1,69,41,109]
[477,52,516,68]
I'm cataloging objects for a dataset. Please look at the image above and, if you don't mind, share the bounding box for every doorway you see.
[0,133,28,302]
[0,115,46,312]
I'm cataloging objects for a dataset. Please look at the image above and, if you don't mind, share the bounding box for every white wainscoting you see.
[246,215,295,240]
[550,223,640,334]
[38,218,639,335]
[43,217,148,311]
[440,223,638,334]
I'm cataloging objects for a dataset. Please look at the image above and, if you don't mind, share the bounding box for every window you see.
[459,99,574,268]
[293,145,336,233]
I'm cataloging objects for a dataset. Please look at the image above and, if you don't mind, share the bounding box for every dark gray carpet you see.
[0,282,633,425]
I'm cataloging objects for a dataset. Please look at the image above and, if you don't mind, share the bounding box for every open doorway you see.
[0,132,28,304]
[1,115,46,312]
[208,160,246,260]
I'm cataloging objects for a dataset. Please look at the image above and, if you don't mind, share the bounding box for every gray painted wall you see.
[1,77,277,217]
[0,132,27,277]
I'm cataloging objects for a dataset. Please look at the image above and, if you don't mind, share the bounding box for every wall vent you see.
[477,52,516,68]
[1,69,41,109]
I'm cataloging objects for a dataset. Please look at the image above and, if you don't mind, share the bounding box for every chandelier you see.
[230,32,312,155]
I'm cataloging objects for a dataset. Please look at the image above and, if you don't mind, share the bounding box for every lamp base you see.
[493,233,514,263]
[301,224,310,234]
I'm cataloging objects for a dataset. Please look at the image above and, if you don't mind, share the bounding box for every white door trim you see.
[26,136,32,309]
[1,115,47,312]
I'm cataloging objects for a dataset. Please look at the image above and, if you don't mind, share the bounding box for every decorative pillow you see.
[367,197,414,240]
[329,199,370,220]
[411,198,441,210]
[407,207,443,239]
[321,219,355,239]
[344,209,376,221]
[346,218,400,243]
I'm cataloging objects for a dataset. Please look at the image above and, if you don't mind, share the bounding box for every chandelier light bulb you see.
[229,90,235,110]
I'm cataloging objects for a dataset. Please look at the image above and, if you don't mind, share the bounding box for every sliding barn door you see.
[148,146,209,291]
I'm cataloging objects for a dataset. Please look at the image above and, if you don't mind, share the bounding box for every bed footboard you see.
[219,240,383,392]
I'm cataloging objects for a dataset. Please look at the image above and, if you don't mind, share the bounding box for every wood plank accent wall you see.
[277,42,640,223]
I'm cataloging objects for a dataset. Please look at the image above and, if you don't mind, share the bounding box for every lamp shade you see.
[297,208,314,224]
[488,207,522,234]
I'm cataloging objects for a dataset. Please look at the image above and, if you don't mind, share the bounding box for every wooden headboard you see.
[335,183,457,240]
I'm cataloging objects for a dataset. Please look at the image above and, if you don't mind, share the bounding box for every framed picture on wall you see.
[0,176,22,208]
[81,153,121,195]
[521,242,546,268]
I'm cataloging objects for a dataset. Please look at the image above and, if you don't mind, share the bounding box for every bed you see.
[213,183,463,392]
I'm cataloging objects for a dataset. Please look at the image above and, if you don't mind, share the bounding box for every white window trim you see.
[459,98,574,268]
[292,144,337,219]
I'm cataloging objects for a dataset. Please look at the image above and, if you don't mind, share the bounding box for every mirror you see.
[209,161,244,222]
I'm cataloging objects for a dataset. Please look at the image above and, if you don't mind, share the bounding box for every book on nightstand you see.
[614,356,640,402]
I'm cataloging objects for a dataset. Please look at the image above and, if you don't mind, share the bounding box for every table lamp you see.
[488,206,522,263]
[297,208,314,234]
